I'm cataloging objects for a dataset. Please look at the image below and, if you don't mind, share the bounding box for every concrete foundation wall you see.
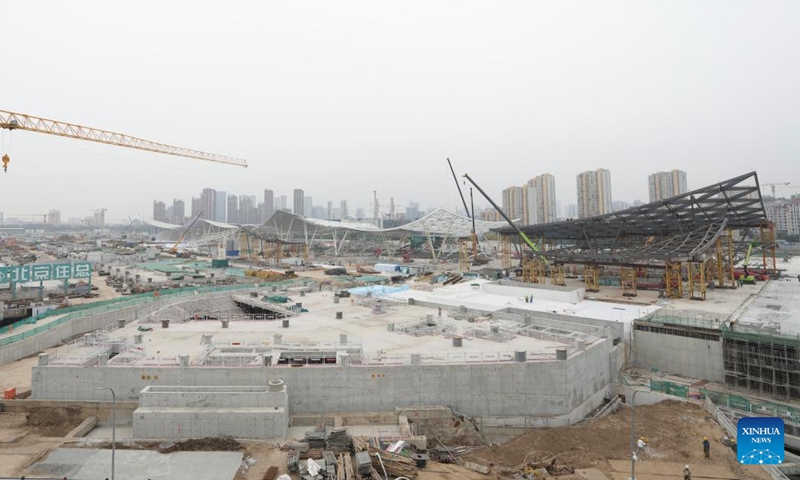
[633,329,724,382]
[504,308,625,341]
[490,281,585,304]
[138,385,286,409]
[133,407,288,439]
[32,339,613,423]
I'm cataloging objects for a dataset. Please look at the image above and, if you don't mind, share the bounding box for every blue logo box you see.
[737,417,784,465]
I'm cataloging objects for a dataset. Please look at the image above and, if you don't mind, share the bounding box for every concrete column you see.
[336,312,343,320]
[300,290,305,297]
[387,323,395,332]
[134,334,143,344]
[97,354,109,366]
[408,298,415,305]
[282,319,290,328]
[179,355,190,367]
[161,320,170,329]
[334,296,340,304]
[339,334,347,344]
[38,353,49,366]
[340,354,350,367]
[453,336,463,347]
[117,319,126,329]
[411,353,421,365]
[515,350,527,362]
[273,333,282,345]
[221,320,229,329]
[556,347,567,360]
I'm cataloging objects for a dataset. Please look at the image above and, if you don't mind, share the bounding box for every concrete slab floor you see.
[26,447,243,480]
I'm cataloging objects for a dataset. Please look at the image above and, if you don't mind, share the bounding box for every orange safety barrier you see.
[3,387,16,399]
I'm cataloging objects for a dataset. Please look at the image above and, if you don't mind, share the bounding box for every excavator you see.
[168,212,203,257]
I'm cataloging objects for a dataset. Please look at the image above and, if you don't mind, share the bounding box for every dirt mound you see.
[26,406,83,427]
[169,437,243,452]
[465,401,730,472]
[410,417,485,447]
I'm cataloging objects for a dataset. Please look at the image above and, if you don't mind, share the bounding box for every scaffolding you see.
[550,264,565,287]
[760,221,777,275]
[713,229,737,288]
[620,268,637,297]
[522,259,545,284]
[459,240,470,271]
[722,323,800,401]
[584,264,599,293]
[686,261,707,301]
[500,236,512,271]
[665,262,683,299]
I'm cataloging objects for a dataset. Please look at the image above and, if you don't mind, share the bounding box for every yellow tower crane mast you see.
[0,109,247,172]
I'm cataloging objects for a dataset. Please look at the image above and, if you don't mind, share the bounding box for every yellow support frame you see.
[584,264,600,292]
[687,261,707,300]
[500,235,512,271]
[665,262,683,299]
[550,264,565,286]
[459,240,470,271]
[760,221,777,275]
[712,229,737,288]
[620,268,637,297]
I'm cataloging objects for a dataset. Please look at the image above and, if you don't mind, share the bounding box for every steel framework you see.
[494,172,767,267]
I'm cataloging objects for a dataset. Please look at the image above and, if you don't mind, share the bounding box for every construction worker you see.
[684,464,692,480]
[637,436,651,458]
[702,436,710,458]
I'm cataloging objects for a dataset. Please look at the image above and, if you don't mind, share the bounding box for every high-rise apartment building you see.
[215,191,227,222]
[199,188,216,220]
[47,209,61,226]
[576,169,612,219]
[263,189,274,220]
[525,173,557,224]
[304,196,313,217]
[766,197,800,235]
[239,195,257,224]
[227,195,239,224]
[648,170,688,202]
[191,197,201,219]
[293,189,304,216]
[340,200,348,220]
[172,199,185,224]
[153,201,167,222]
[502,186,525,223]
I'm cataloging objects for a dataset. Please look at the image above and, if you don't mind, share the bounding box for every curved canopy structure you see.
[145,209,513,261]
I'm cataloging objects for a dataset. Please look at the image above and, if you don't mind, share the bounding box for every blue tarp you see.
[347,284,410,296]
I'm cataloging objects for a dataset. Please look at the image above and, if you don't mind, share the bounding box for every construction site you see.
[2,112,800,478]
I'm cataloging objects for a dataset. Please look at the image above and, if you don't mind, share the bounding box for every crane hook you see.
[2,154,9,173]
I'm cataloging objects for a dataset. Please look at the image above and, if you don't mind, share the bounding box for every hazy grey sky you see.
[2,1,799,222]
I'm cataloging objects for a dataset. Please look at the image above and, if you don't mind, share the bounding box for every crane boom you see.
[0,110,247,168]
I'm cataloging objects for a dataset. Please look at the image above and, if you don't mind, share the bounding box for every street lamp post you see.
[96,387,116,480]
[630,389,641,480]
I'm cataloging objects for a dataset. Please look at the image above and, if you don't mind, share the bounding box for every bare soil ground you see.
[464,400,771,480]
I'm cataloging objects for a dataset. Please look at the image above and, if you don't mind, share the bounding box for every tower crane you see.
[761,182,792,198]
[0,109,247,172]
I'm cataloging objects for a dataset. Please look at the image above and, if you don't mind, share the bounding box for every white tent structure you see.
[144,209,514,262]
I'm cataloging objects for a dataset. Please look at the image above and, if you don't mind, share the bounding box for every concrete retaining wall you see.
[0,291,242,367]
[133,407,288,439]
[133,384,289,439]
[32,338,613,423]
[491,281,585,304]
[633,328,724,382]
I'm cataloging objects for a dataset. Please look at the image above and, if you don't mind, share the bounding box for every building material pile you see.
[305,425,327,449]
[326,427,349,449]
[352,436,418,479]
